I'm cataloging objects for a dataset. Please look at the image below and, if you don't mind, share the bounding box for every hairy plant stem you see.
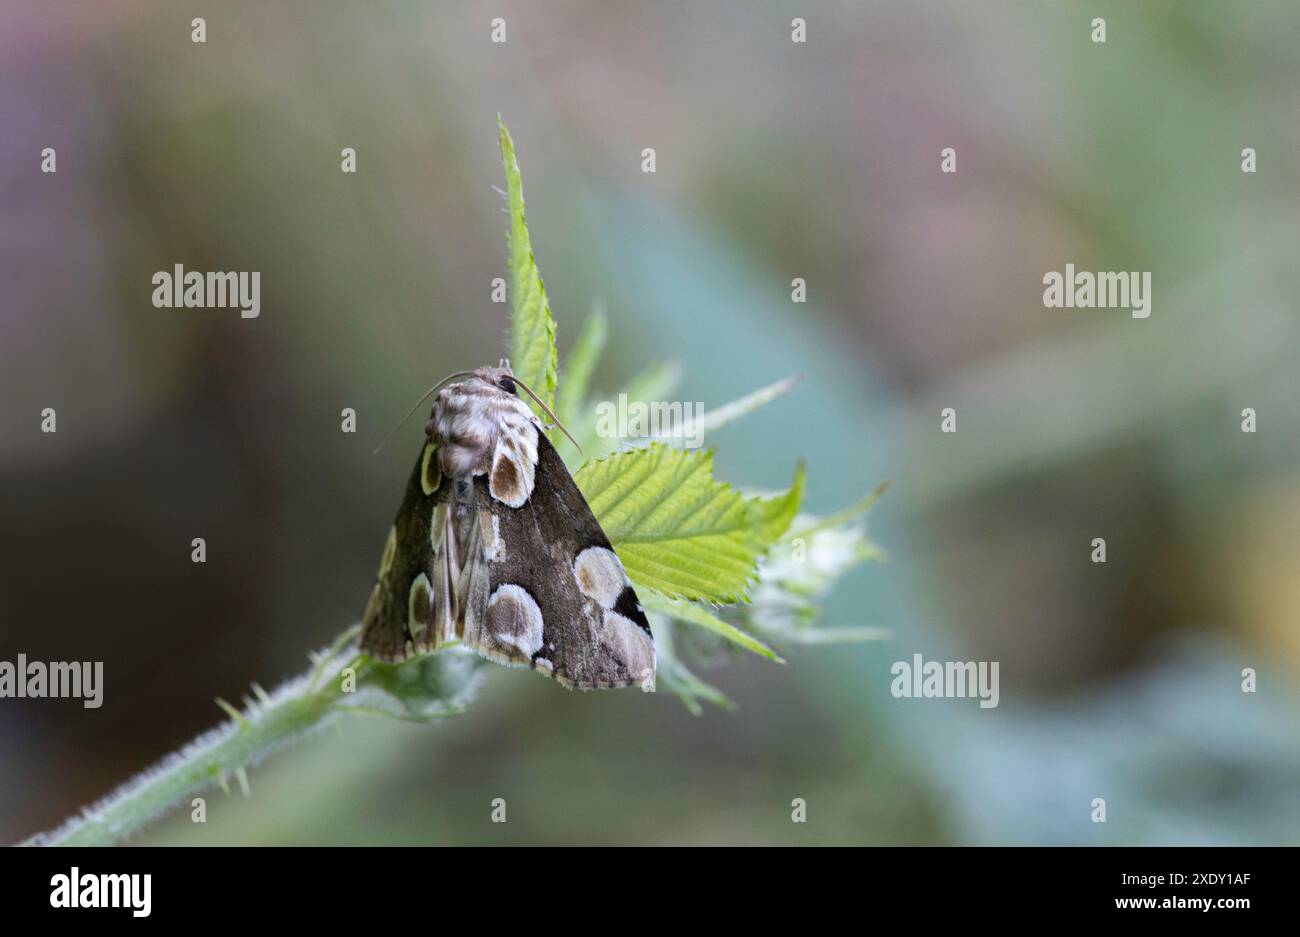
[24,637,484,847]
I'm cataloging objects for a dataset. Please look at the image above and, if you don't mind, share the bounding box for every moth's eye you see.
[497,377,516,394]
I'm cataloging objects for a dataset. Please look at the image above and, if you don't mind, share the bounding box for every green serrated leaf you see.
[789,480,890,538]
[568,360,685,463]
[631,374,803,449]
[556,304,607,426]
[642,593,784,663]
[555,306,608,462]
[499,116,558,416]
[576,443,800,603]
[698,374,803,438]
[753,460,806,544]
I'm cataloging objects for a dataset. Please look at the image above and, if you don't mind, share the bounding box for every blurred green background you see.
[3,1,1299,845]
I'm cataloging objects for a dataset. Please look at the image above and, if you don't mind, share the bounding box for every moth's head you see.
[409,359,582,455]
[470,359,582,453]
[373,361,525,457]
[468,362,519,396]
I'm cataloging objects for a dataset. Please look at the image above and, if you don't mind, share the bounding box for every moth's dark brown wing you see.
[360,441,450,661]
[462,433,655,690]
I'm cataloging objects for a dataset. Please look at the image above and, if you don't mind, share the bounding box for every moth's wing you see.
[360,441,451,661]
[462,433,656,691]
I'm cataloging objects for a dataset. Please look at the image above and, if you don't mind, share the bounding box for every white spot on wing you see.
[573,546,628,609]
[486,583,544,661]
[604,610,656,691]
[488,424,537,507]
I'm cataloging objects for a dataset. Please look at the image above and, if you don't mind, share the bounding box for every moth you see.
[359,361,655,691]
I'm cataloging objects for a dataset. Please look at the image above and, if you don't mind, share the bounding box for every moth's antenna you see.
[372,370,478,455]
[507,374,583,454]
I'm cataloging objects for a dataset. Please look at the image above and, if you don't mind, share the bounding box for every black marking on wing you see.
[612,586,651,636]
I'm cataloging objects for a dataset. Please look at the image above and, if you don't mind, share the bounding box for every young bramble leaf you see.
[567,359,684,462]
[698,374,802,436]
[789,480,890,539]
[556,304,607,428]
[555,305,608,461]
[642,593,785,663]
[657,657,733,715]
[499,116,558,415]
[576,443,803,603]
[649,619,734,714]
[745,487,889,640]
[752,460,806,544]
[574,373,801,464]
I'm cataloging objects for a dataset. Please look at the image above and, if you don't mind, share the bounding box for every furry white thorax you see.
[428,368,540,481]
